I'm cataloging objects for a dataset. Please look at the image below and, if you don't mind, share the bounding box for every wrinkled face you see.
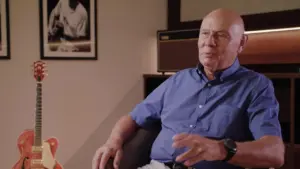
[198,16,245,71]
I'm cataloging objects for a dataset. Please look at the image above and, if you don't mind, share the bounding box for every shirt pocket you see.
[209,104,241,137]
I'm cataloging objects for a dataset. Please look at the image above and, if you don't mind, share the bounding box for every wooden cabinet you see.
[144,73,300,169]
[294,145,300,169]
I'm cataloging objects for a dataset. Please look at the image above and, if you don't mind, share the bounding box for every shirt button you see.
[199,105,203,108]
[189,125,194,128]
[207,83,211,87]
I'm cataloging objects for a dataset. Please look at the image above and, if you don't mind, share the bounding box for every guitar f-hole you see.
[21,157,29,169]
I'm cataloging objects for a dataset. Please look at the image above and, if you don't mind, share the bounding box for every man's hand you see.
[92,140,123,169]
[92,115,139,169]
[172,133,226,166]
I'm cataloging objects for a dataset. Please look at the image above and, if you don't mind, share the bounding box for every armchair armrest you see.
[105,124,161,169]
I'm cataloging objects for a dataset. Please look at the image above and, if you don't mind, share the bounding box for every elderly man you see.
[92,8,285,169]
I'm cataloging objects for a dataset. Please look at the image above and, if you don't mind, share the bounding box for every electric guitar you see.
[12,61,63,169]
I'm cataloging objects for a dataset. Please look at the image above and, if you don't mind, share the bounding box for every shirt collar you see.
[196,58,240,81]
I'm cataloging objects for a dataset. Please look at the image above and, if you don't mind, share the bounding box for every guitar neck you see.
[34,82,42,146]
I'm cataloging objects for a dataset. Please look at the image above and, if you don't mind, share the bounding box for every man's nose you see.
[204,35,217,47]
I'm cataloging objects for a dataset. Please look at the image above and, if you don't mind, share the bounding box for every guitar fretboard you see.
[34,82,42,146]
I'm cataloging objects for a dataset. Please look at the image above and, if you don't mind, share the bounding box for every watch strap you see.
[222,139,237,162]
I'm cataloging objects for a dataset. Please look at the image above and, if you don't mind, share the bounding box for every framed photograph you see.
[0,0,10,59]
[39,0,97,60]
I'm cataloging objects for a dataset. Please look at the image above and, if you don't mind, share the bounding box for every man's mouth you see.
[203,52,215,57]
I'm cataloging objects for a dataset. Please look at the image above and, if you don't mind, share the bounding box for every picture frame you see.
[0,0,10,60]
[39,0,97,60]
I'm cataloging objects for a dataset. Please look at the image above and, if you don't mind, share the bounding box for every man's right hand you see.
[92,141,123,169]
[92,115,138,169]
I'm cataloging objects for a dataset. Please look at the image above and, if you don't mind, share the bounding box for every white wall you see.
[0,0,166,168]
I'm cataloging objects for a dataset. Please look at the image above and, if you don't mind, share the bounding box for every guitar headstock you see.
[33,60,47,82]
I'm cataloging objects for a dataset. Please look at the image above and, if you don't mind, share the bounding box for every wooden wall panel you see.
[157,29,300,72]
[240,29,300,64]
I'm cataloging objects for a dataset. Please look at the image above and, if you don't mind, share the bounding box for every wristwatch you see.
[222,138,237,162]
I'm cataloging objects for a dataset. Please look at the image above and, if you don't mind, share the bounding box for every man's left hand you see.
[172,133,227,166]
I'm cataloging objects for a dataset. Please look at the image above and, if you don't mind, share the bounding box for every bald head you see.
[197,8,248,77]
[202,8,245,39]
[204,8,244,25]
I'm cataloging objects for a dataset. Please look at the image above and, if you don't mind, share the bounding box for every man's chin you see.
[201,59,217,67]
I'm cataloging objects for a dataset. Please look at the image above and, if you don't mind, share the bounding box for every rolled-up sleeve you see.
[247,78,282,140]
[130,75,174,129]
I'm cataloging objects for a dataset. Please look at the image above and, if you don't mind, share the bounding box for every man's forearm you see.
[226,136,285,168]
[107,115,139,146]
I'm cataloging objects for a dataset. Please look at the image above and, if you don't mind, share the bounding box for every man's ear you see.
[238,34,248,53]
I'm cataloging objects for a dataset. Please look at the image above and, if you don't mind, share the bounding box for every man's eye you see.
[201,32,209,36]
[218,33,227,37]
[216,32,230,39]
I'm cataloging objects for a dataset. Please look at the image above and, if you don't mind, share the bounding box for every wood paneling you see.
[240,29,300,64]
[157,29,300,72]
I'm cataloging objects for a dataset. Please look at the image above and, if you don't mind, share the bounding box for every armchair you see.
[104,124,274,169]
[105,123,161,169]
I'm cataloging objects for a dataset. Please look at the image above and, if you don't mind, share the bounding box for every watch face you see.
[225,139,237,150]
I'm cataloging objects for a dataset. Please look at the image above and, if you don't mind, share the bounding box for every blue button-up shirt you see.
[130,59,282,169]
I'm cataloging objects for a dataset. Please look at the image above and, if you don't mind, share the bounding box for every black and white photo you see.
[0,0,10,59]
[39,0,97,60]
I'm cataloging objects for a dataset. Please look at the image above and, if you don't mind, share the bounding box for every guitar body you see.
[12,129,63,169]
